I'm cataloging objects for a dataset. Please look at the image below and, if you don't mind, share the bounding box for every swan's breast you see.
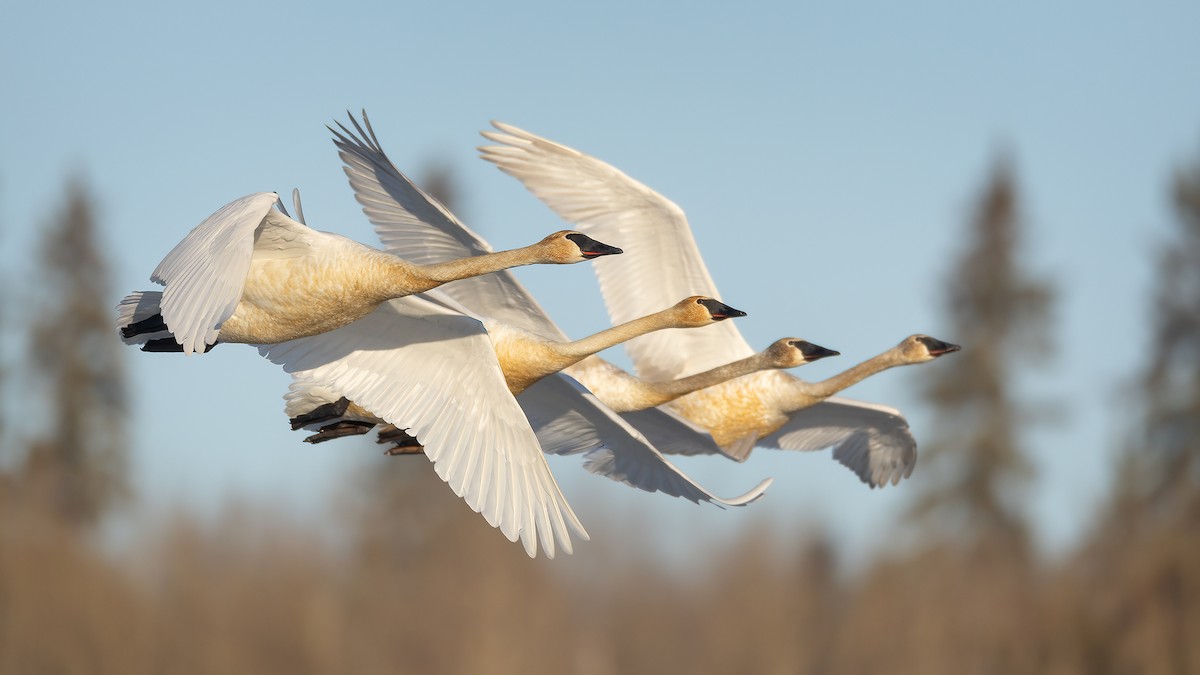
[667,371,790,449]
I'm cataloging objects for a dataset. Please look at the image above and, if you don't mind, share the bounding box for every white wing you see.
[331,112,566,341]
[150,192,280,354]
[618,406,732,457]
[520,374,771,507]
[479,122,755,379]
[258,297,588,558]
[758,396,918,488]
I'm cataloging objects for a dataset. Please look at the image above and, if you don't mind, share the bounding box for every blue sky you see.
[3,1,1199,563]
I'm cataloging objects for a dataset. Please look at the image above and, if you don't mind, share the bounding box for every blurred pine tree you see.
[909,156,1054,555]
[1122,147,1200,522]
[19,179,128,528]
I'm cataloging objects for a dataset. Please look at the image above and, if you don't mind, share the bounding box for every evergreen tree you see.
[19,179,128,527]
[0,192,8,505]
[1080,145,1200,675]
[0,195,5,453]
[911,157,1054,552]
[1123,145,1200,520]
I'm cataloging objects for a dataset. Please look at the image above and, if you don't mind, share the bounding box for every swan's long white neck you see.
[386,243,545,295]
[780,348,905,411]
[555,308,689,362]
[496,307,698,395]
[637,351,781,408]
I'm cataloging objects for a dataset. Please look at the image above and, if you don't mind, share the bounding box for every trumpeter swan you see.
[653,335,959,485]
[479,122,962,487]
[117,191,620,354]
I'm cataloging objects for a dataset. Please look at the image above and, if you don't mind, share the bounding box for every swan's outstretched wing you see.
[149,192,281,354]
[758,397,918,488]
[479,122,755,380]
[520,374,771,507]
[330,112,566,341]
[259,297,588,558]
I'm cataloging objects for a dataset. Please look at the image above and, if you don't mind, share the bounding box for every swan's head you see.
[539,230,623,263]
[671,296,748,327]
[897,334,961,363]
[764,338,840,368]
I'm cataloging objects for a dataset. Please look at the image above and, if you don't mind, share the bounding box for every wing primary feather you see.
[536,488,555,559]
[520,466,538,557]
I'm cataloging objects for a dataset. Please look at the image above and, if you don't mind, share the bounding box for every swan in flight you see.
[117,191,620,354]
[478,122,961,487]
[635,335,960,484]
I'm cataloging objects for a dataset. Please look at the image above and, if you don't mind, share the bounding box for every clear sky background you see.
[3,1,1199,564]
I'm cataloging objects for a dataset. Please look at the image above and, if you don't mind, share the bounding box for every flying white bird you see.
[117,191,620,355]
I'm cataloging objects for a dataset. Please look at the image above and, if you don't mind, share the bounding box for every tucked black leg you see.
[289,397,354,430]
[376,425,425,456]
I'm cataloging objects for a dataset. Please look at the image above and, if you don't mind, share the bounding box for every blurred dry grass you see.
[2,470,1197,675]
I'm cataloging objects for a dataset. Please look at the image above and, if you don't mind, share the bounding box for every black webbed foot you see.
[303,420,375,444]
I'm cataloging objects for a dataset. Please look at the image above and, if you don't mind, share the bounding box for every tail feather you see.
[118,290,219,352]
